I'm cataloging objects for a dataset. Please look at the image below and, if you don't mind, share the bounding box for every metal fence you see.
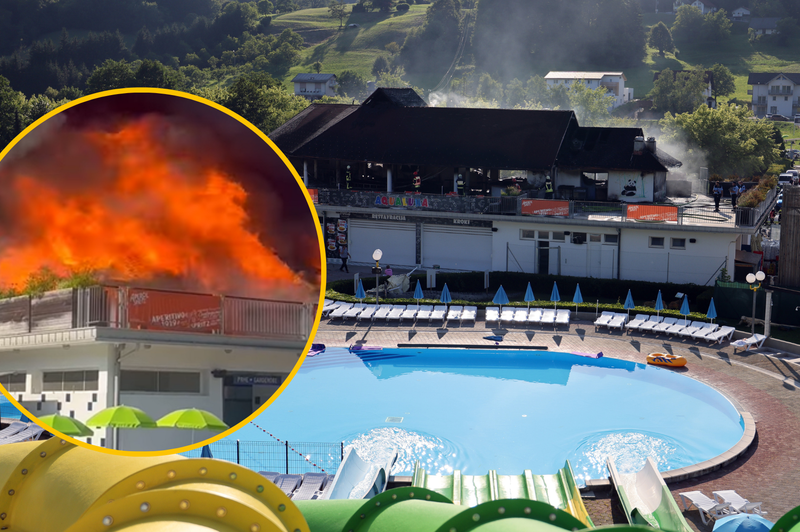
[180,440,344,474]
[73,285,313,341]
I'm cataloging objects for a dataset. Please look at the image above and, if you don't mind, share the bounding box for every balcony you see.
[768,89,793,96]
[747,90,753,95]
[311,187,777,229]
[0,286,314,342]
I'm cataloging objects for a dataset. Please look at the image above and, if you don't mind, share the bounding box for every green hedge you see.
[329,272,712,302]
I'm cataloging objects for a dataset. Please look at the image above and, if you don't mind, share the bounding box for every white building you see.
[748,72,800,118]
[291,74,338,100]
[544,72,633,109]
[732,7,750,18]
[0,286,315,451]
[749,17,780,35]
[673,0,717,14]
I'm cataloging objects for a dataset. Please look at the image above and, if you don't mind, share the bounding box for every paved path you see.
[314,315,800,529]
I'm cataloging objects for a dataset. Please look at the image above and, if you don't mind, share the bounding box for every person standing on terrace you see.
[713,182,723,212]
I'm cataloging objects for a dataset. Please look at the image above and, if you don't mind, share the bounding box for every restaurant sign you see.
[375,195,430,208]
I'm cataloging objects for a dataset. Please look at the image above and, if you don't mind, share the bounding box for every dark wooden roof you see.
[271,104,578,170]
[362,88,427,107]
[748,72,800,85]
[557,127,670,172]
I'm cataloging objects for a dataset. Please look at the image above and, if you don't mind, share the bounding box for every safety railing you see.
[180,440,345,475]
[0,285,313,341]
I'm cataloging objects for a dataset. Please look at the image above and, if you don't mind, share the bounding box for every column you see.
[387,166,393,193]
[303,160,309,187]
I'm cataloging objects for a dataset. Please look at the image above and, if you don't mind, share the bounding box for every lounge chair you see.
[689,323,718,340]
[485,307,500,324]
[372,304,393,321]
[0,425,44,444]
[676,320,708,338]
[322,300,340,316]
[343,305,365,320]
[329,303,354,320]
[712,490,766,515]
[461,306,477,324]
[540,309,556,326]
[625,314,649,332]
[664,320,691,336]
[594,311,615,329]
[638,315,663,331]
[416,305,434,321]
[291,472,328,501]
[702,325,736,344]
[513,308,529,324]
[679,491,737,525]
[527,308,543,324]
[732,334,768,352]
[356,305,379,322]
[500,308,516,324]
[652,317,678,334]
[607,313,627,330]
[430,305,447,322]
[274,474,303,497]
[387,305,405,321]
[259,471,280,483]
[555,309,570,327]
[0,421,27,439]
[400,306,418,323]
[447,305,464,322]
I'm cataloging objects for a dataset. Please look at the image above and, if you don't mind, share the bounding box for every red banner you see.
[307,188,319,203]
[521,199,570,216]
[626,205,678,222]
[127,288,221,333]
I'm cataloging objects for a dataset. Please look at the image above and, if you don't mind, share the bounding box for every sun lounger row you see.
[0,424,45,445]
[485,307,571,328]
[592,311,738,344]
[324,302,477,325]
[679,489,765,525]
[594,312,628,330]
[259,471,335,500]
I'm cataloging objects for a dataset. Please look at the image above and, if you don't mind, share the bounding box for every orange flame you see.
[0,116,315,301]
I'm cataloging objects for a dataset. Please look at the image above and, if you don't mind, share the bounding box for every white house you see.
[673,0,717,14]
[748,72,800,118]
[732,6,750,18]
[0,286,315,451]
[544,72,633,109]
[291,74,338,100]
[749,18,780,35]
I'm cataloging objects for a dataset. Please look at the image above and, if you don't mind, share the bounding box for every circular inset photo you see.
[0,89,323,454]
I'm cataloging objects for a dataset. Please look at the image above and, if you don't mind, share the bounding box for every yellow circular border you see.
[0,87,326,457]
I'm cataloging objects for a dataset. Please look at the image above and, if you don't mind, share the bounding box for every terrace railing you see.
[313,187,778,229]
[180,440,344,475]
[0,285,314,342]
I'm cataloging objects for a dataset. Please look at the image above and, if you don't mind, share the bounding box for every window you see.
[589,234,602,243]
[551,232,566,241]
[604,234,619,244]
[120,370,201,394]
[42,370,98,392]
[786,97,789,101]
[538,231,550,240]
[773,96,776,101]
[520,229,536,240]
[0,373,25,392]
[671,238,686,249]
[649,237,665,248]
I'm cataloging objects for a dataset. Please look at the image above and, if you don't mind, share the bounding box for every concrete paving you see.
[315,280,800,528]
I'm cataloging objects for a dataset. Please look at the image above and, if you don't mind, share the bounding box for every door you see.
[422,226,492,271]
[538,241,550,275]
[349,220,417,266]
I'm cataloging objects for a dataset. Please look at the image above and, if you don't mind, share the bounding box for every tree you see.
[505,78,526,108]
[385,42,400,55]
[85,59,135,93]
[336,70,368,99]
[661,103,780,176]
[313,61,323,73]
[328,0,349,28]
[650,67,707,115]
[0,76,24,149]
[372,56,390,77]
[567,82,615,126]
[371,0,396,11]
[648,21,675,55]
[219,72,308,133]
[399,0,461,78]
[775,17,798,45]
[671,4,704,41]
[710,63,735,99]
[477,72,503,102]
[703,9,732,40]
[133,59,185,89]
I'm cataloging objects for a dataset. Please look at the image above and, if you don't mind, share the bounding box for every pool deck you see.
[314,310,800,530]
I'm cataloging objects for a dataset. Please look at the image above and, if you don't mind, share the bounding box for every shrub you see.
[352,2,366,12]
[396,2,410,10]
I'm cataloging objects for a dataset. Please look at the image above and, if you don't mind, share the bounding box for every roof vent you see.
[634,136,645,153]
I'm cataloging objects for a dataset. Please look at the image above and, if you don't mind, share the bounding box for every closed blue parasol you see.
[524,282,535,309]
[201,444,213,458]
[550,282,560,311]
[707,297,717,323]
[355,280,366,307]
[680,295,690,325]
[413,280,424,308]
[624,289,635,318]
[493,285,509,312]
[655,290,664,317]
[713,513,774,532]
[573,283,583,313]
[440,283,452,307]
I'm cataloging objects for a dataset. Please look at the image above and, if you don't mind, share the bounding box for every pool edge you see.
[584,411,756,491]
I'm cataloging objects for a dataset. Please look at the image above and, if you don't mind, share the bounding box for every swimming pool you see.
[234,348,744,484]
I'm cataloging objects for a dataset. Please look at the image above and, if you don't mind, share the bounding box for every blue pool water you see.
[0,396,22,420]
[233,348,744,484]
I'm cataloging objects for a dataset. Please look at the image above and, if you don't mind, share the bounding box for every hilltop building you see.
[291,73,338,100]
[272,89,775,286]
[748,72,800,118]
[673,0,718,14]
[544,72,633,109]
[748,18,780,35]
[0,286,315,451]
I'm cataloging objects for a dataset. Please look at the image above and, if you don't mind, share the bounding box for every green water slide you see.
[411,460,595,528]
[607,457,693,532]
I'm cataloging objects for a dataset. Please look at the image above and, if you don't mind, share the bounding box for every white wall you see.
[620,228,737,285]
[608,171,654,202]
